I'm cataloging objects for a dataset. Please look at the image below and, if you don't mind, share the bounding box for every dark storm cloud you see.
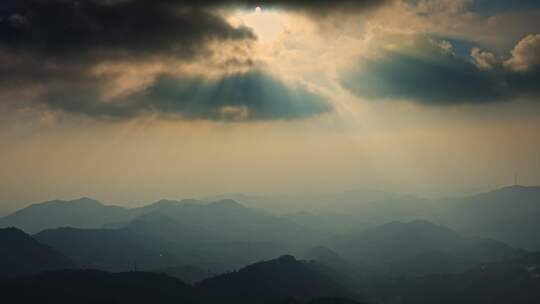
[38,71,332,121]
[340,36,540,105]
[341,48,509,105]
[0,0,257,95]
[0,0,388,60]
[0,0,255,60]
[505,69,540,99]
[2,0,381,120]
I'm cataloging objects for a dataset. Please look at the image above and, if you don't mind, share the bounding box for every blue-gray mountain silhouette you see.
[0,227,75,278]
[437,185,540,250]
[329,220,523,276]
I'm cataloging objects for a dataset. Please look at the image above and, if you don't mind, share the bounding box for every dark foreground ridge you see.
[0,255,361,304]
[2,252,540,304]
[0,227,75,279]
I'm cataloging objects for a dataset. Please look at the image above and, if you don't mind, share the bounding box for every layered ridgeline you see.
[27,220,525,280]
[2,186,539,250]
[203,186,540,250]
[435,186,540,250]
[0,191,540,304]
[0,198,322,245]
[0,198,321,270]
[0,198,133,234]
[0,255,361,304]
[326,220,524,276]
[276,186,540,250]
[1,250,539,304]
[1,187,537,277]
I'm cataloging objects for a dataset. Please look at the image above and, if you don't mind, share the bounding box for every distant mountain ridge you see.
[437,185,540,250]
[1,184,538,270]
[0,198,319,246]
[328,220,524,276]
[0,198,132,234]
[34,226,217,272]
[34,225,292,272]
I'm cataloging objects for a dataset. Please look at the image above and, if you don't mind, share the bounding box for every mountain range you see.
[328,220,524,276]
[2,186,538,250]
[0,185,539,303]
[0,255,359,304]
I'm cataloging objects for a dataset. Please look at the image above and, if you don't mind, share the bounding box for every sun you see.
[236,7,285,43]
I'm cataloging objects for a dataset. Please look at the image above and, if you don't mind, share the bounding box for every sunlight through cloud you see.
[234,6,286,43]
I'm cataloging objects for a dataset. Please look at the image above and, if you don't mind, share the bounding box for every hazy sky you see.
[1,0,539,211]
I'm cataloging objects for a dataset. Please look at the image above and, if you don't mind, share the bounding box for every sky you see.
[0,0,539,211]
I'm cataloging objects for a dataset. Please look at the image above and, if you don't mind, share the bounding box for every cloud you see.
[0,0,258,97]
[340,34,540,105]
[0,0,389,62]
[340,36,509,104]
[2,0,373,121]
[34,70,332,121]
[504,34,540,72]
[471,48,498,69]
[0,0,255,61]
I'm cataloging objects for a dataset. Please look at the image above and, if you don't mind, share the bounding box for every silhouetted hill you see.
[438,185,540,250]
[0,227,75,278]
[34,227,216,272]
[198,255,356,304]
[2,251,537,304]
[133,200,321,246]
[372,252,540,304]
[0,198,132,233]
[0,270,201,304]
[120,212,294,267]
[0,258,362,304]
[0,198,322,249]
[330,220,523,276]
[134,199,204,214]
[299,185,540,251]
[33,225,290,273]
[123,214,216,244]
